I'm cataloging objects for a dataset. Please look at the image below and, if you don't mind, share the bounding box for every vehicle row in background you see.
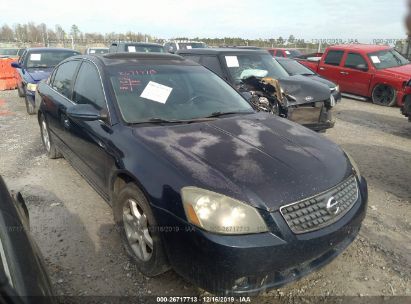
[178,48,337,131]
[109,42,165,53]
[297,44,411,107]
[0,48,25,58]
[164,40,207,53]
[10,48,80,114]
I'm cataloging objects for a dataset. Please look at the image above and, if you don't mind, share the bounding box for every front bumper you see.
[155,177,368,295]
[288,103,335,132]
[25,89,36,105]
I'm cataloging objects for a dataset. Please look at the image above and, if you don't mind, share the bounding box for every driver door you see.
[339,52,373,96]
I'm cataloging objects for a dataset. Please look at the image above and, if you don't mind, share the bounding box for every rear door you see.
[66,60,111,195]
[318,50,345,84]
[338,52,373,96]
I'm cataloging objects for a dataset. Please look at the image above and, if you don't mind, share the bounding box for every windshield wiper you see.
[131,117,214,125]
[206,111,253,118]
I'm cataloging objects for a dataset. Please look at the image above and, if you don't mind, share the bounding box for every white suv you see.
[163,41,207,53]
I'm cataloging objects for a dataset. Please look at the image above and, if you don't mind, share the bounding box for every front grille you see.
[280,176,359,234]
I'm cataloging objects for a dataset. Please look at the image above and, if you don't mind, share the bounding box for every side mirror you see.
[356,64,368,72]
[167,46,175,53]
[66,104,107,121]
[11,62,21,68]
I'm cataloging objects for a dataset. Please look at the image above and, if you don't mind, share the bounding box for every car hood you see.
[303,74,336,89]
[377,64,411,80]
[24,68,53,83]
[132,113,352,211]
[278,75,331,104]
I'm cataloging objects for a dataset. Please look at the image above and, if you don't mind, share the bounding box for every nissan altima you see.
[37,52,368,295]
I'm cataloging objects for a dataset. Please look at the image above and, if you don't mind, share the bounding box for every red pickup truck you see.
[297,45,411,109]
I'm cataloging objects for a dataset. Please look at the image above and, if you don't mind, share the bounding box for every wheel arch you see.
[109,170,150,206]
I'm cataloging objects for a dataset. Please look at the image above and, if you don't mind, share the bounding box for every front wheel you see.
[113,183,169,277]
[371,85,397,107]
[39,114,61,159]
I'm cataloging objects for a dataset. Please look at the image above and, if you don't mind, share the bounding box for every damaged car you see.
[177,48,336,132]
[276,57,342,104]
[37,52,367,295]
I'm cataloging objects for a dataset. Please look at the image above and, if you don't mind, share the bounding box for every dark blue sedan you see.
[11,48,80,114]
[37,53,368,295]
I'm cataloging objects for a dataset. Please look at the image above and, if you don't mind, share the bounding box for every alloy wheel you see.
[122,199,153,262]
[372,85,395,106]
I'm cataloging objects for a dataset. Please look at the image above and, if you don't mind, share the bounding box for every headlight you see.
[331,85,340,92]
[26,83,37,92]
[181,187,268,235]
[344,151,361,177]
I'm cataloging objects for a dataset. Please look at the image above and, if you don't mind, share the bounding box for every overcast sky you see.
[1,0,407,41]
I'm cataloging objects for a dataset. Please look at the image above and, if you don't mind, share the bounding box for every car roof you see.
[177,48,269,55]
[83,53,199,66]
[330,44,391,52]
[25,47,80,53]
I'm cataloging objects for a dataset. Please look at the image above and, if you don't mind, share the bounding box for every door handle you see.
[319,67,325,71]
[340,71,349,75]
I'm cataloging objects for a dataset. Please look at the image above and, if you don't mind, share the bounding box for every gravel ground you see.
[0,90,410,301]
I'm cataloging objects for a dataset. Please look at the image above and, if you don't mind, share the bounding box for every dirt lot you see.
[0,90,410,300]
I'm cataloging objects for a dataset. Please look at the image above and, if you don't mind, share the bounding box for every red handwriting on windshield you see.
[119,78,141,92]
[118,69,157,76]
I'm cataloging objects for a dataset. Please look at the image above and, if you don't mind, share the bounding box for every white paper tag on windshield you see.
[30,54,41,61]
[140,81,173,104]
[285,51,291,55]
[371,56,381,64]
[90,50,96,54]
[186,45,192,49]
[225,56,239,68]
[128,46,136,53]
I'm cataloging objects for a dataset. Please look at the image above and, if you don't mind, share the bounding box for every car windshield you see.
[25,50,79,68]
[178,43,207,50]
[108,64,254,123]
[89,48,108,54]
[287,50,302,58]
[126,44,165,53]
[0,49,18,56]
[277,59,315,76]
[368,49,409,70]
[224,53,289,84]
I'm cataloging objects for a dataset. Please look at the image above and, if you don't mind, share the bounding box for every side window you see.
[344,53,368,70]
[200,56,224,77]
[73,62,105,110]
[276,51,285,58]
[324,50,344,66]
[52,61,80,99]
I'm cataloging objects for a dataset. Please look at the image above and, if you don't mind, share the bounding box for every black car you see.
[177,48,336,132]
[0,176,54,303]
[276,57,342,104]
[109,42,165,53]
[11,48,81,115]
[37,52,367,295]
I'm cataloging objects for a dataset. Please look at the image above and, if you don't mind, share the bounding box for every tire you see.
[113,183,169,277]
[371,84,397,107]
[39,114,62,159]
[25,96,36,115]
[17,83,25,97]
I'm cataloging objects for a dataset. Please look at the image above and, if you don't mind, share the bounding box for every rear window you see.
[324,50,344,66]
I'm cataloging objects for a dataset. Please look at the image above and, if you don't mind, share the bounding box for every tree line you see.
[0,22,156,44]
